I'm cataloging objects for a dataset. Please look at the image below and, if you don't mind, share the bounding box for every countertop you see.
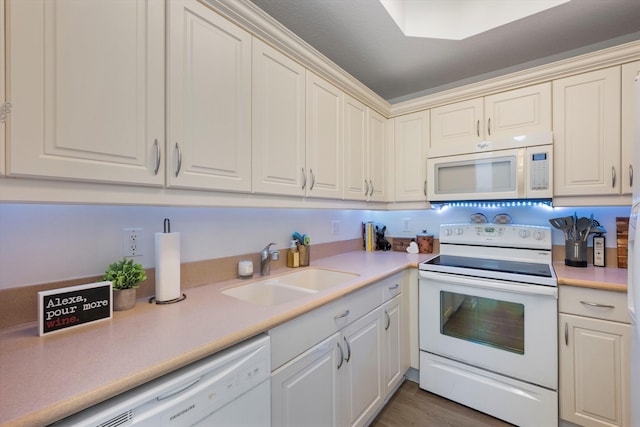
[553,262,628,292]
[0,251,424,427]
[0,252,627,427]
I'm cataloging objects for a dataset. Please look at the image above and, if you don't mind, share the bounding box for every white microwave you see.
[427,145,553,202]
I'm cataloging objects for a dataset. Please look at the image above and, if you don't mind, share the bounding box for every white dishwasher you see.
[52,334,270,427]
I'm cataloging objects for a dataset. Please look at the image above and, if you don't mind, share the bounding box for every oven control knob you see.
[454,227,464,235]
[519,229,530,238]
[533,230,545,240]
[443,228,453,236]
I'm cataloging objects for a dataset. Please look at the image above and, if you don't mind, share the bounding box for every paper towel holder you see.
[149,293,187,305]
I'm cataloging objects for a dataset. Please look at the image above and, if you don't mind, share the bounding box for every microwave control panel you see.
[529,151,549,190]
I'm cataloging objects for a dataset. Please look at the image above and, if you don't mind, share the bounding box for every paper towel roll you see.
[155,232,181,302]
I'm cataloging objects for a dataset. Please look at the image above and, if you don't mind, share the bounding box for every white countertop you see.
[0,251,423,427]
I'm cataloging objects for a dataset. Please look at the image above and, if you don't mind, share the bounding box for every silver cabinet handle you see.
[301,168,307,190]
[364,179,369,195]
[343,337,351,363]
[337,342,344,370]
[630,165,634,188]
[580,300,615,309]
[175,142,182,178]
[384,310,391,331]
[334,309,350,320]
[564,322,568,346]
[423,180,427,197]
[612,166,616,188]
[153,139,161,176]
[369,180,374,196]
[487,118,491,136]
[476,119,480,137]
[389,284,399,290]
[310,169,315,190]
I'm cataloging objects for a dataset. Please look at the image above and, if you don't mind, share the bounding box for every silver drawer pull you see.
[580,300,615,309]
[334,309,350,320]
[388,284,399,291]
[337,342,344,369]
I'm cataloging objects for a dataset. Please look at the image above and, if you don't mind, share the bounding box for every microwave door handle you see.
[419,270,557,297]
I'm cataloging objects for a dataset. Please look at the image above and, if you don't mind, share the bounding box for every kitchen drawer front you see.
[381,272,404,302]
[559,286,630,324]
[269,282,384,370]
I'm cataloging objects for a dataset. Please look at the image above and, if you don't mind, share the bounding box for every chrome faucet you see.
[260,242,280,276]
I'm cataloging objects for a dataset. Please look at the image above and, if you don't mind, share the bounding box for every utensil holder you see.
[565,239,587,267]
[299,245,310,266]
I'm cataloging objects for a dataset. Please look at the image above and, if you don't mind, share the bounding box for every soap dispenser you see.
[287,240,300,268]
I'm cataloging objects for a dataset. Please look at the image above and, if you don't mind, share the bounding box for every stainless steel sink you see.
[221,268,359,306]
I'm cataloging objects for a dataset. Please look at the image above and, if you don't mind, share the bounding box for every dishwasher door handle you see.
[157,377,202,401]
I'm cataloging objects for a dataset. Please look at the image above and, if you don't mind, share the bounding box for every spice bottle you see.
[287,240,300,268]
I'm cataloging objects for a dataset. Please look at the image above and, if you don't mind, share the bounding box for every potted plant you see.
[103,258,147,311]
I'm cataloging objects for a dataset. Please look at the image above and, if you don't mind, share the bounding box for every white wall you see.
[0,203,630,289]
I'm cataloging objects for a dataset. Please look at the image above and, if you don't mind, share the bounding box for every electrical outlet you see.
[331,220,340,235]
[123,228,143,257]
[402,218,411,232]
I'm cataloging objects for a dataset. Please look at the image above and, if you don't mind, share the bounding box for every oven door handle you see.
[419,270,557,297]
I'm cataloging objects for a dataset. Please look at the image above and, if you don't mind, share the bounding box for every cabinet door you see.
[343,95,368,201]
[166,0,251,192]
[306,72,343,199]
[429,98,483,157]
[553,67,621,196]
[394,111,429,202]
[484,83,551,142]
[272,333,341,427]
[341,307,384,427]
[559,313,630,427]
[252,39,306,196]
[621,61,640,196]
[0,0,5,176]
[6,0,164,185]
[368,109,388,202]
[382,295,403,396]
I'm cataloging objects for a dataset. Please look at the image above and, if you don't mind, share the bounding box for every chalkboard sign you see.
[38,281,113,336]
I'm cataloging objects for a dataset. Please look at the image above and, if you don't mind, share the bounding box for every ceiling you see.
[248,0,640,103]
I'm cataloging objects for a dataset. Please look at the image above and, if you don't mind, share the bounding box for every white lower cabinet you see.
[559,286,631,427]
[270,273,406,427]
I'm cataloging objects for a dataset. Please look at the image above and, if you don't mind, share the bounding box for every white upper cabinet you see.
[6,0,165,185]
[167,0,252,192]
[252,39,306,196]
[429,83,551,157]
[622,61,640,196]
[393,111,429,202]
[553,67,622,196]
[343,95,387,202]
[306,72,343,199]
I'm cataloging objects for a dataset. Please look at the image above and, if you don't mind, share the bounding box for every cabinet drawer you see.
[381,272,403,302]
[559,286,630,323]
[269,282,383,370]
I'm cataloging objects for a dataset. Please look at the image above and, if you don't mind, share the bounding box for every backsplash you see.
[0,204,631,290]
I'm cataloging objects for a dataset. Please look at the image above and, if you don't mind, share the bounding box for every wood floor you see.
[370,380,515,427]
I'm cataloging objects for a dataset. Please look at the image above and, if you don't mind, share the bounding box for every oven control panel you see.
[440,223,551,249]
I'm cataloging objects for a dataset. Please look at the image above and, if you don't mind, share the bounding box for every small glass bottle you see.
[287,240,300,268]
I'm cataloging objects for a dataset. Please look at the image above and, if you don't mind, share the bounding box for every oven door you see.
[419,270,557,390]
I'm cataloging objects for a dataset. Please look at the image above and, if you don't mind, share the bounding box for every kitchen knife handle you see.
[487,118,491,136]
[153,139,161,176]
[564,322,568,346]
[175,142,182,178]
[369,180,374,196]
[630,165,634,188]
[301,168,307,190]
[337,342,344,369]
[612,166,616,188]
[364,179,369,196]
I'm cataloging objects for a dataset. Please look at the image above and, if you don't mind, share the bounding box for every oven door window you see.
[440,290,524,354]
